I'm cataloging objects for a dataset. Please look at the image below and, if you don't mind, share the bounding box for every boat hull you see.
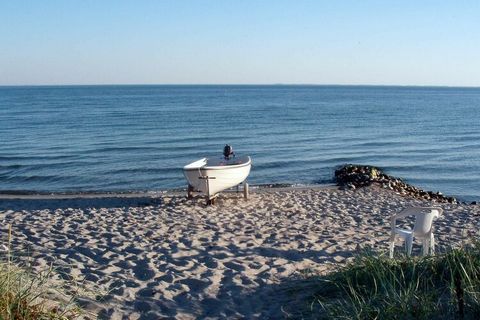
[183,156,251,198]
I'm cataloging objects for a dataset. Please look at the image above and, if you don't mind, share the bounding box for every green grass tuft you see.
[304,243,480,319]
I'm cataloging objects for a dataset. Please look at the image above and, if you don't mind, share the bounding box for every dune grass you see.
[0,225,82,320]
[303,243,480,319]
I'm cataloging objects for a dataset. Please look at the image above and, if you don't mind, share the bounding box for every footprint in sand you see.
[134,300,152,313]
[223,261,245,272]
[133,259,156,281]
[177,278,210,291]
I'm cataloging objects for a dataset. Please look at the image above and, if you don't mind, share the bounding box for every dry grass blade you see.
[0,224,84,320]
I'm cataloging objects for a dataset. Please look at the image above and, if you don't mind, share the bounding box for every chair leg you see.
[389,239,395,258]
[421,239,429,256]
[406,236,413,256]
[430,234,435,255]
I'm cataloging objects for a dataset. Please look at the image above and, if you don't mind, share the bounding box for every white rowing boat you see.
[183,155,251,202]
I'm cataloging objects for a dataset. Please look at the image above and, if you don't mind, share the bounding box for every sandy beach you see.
[1,186,479,319]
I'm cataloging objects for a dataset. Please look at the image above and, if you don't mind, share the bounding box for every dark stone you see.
[334,164,457,203]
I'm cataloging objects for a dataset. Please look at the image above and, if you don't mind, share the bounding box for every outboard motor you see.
[223,144,234,160]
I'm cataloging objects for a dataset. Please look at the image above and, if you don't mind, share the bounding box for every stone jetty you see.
[335,164,458,204]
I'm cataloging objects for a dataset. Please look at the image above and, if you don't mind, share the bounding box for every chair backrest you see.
[413,208,440,236]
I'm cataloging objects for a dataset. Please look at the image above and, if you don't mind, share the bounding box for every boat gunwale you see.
[183,157,251,171]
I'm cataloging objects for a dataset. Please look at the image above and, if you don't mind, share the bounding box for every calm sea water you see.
[0,85,479,201]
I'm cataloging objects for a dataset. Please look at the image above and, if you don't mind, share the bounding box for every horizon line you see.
[1,83,480,89]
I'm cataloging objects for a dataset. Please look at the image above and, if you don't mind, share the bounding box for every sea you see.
[0,85,479,202]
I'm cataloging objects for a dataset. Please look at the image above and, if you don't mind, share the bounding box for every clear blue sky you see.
[1,1,479,86]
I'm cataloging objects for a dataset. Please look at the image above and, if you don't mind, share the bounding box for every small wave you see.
[0,174,62,183]
[0,154,75,161]
[312,177,336,184]
[0,164,23,170]
[82,146,161,154]
[106,167,181,175]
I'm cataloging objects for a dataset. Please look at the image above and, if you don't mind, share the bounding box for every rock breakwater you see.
[335,164,458,204]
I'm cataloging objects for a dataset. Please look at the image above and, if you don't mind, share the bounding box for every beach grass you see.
[0,226,82,319]
[303,243,480,319]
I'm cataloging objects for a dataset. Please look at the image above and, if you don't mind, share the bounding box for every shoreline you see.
[0,182,475,205]
[0,184,339,212]
[0,183,336,200]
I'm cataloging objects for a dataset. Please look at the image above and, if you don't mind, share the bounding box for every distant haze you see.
[1,1,479,86]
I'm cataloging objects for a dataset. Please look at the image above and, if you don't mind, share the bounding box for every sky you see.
[1,1,479,86]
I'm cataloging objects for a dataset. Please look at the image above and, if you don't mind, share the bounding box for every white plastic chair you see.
[389,206,442,258]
